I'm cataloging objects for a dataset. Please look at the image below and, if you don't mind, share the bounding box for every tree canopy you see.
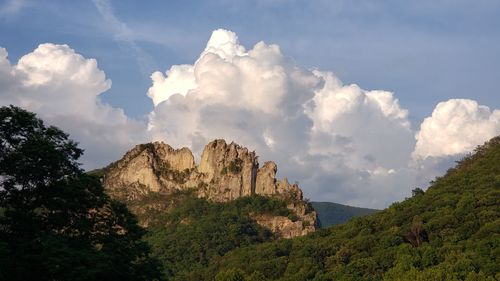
[0,105,161,281]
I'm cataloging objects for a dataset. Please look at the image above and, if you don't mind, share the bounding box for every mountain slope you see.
[311,201,379,227]
[186,136,500,281]
[97,139,322,279]
[143,192,296,279]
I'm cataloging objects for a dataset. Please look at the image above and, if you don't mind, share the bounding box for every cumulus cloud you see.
[306,71,414,169]
[146,29,500,207]
[2,29,498,208]
[0,43,147,168]
[146,29,424,207]
[147,29,320,153]
[413,99,500,159]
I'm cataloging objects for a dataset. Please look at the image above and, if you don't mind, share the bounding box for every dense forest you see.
[1,105,499,281]
[144,193,296,279]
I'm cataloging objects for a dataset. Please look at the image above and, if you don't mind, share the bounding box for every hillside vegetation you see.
[182,136,500,280]
[143,193,295,280]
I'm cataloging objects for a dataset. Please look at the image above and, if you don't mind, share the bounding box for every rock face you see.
[253,213,316,239]
[197,139,258,201]
[103,139,317,238]
[103,142,196,201]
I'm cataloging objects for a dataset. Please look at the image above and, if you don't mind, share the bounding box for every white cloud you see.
[148,65,196,106]
[413,99,500,159]
[147,29,321,153]
[146,29,500,208]
[2,29,498,208]
[0,43,148,169]
[306,71,414,169]
[146,29,422,208]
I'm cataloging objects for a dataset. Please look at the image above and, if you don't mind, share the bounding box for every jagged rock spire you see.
[102,139,317,238]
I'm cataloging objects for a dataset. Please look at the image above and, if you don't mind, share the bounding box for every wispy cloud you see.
[91,0,156,74]
[0,0,27,19]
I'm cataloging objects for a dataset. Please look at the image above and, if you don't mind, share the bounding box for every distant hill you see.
[311,201,379,227]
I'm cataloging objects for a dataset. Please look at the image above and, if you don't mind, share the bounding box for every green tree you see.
[0,105,83,192]
[0,105,161,281]
[405,216,426,247]
[246,271,266,281]
[215,268,246,281]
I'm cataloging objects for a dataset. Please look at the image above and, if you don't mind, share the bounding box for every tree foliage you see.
[0,105,161,281]
[0,105,82,192]
[144,194,292,280]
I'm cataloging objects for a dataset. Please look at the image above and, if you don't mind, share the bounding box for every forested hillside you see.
[143,193,297,279]
[184,136,500,280]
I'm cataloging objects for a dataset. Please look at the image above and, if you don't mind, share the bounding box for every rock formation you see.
[102,139,317,238]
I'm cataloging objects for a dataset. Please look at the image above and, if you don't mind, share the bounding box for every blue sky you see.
[2,0,499,121]
[1,0,499,207]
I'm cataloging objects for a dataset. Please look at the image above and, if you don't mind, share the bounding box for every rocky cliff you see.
[102,139,317,238]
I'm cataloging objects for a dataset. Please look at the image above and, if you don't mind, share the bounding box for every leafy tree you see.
[0,105,82,192]
[246,271,266,281]
[215,268,245,281]
[405,216,427,247]
[412,187,425,197]
[0,105,161,281]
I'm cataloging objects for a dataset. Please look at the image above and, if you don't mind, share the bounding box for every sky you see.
[1,0,499,208]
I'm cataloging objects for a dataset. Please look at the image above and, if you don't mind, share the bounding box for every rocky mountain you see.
[101,139,317,238]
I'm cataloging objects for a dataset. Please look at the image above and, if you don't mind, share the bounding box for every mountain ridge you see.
[311,201,379,227]
[100,139,317,238]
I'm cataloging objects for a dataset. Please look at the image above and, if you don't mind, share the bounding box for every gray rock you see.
[102,139,318,238]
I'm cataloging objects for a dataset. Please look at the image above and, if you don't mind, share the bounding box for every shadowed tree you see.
[405,215,427,247]
[0,105,162,281]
